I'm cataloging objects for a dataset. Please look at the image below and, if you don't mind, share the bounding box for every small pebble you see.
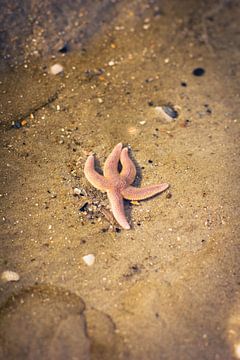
[73,188,81,196]
[155,105,178,121]
[181,81,187,87]
[58,44,69,53]
[192,67,205,76]
[82,254,95,266]
[79,202,88,212]
[162,105,178,119]
[183,119,191,127]
[108,60,115,66]
[21,119,27,126]
[50,63,64,75]
[143,24,150,30]
[11,121,22,129]
[73,187,87,196]
[1,270,20,282]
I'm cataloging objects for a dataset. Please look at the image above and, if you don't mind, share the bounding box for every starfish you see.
[84,143,169,229]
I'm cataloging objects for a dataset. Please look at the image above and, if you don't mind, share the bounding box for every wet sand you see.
[0,0,240,359]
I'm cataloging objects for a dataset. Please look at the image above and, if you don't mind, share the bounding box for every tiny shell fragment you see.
[82,254,95,266]
[1,270,20,282]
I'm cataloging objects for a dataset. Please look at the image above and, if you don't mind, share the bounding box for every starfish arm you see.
[107,190,130,229]
[84,155,109,191]
[103,142,122,178]
[120,147,137,185]
[121,183,169,200]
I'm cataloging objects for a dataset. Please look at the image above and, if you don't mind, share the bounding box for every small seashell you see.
[82,254,95,266]
[50,63,64,75]
[155,105,178,121]
[1,270,20,282]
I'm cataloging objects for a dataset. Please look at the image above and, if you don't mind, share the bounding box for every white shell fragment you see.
[73,187,87,196]
[50,63,64,75]
[108,60,115,66]
[73,187,82,196]
[1,270,20,282]
[82,254,95,266]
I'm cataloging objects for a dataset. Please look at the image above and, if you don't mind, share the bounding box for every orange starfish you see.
[84,143,169,229]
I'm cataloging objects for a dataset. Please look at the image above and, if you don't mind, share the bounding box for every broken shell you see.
[73,187,87,196]
[1,270,20,282]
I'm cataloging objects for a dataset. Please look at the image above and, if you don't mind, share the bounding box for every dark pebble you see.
[166,193,172,199]
[79,202,89,212]
[192,68,205,76]
[131,264,140,272]
[183,119,191,127]
[145,78,154,83]
[204,104,212,114]
[84,68,104,80]
[148,101,154,106]
[12,121,21,129]
[154,9,163,17]
[162,105,178,119]
[181,81,187,87]
[207,16,214,21]
[59,44,69,53]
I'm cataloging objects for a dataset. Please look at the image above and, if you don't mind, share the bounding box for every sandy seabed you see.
[0,0,240,359]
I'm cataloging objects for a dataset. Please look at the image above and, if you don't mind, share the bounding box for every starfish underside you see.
[84,143,169,229]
